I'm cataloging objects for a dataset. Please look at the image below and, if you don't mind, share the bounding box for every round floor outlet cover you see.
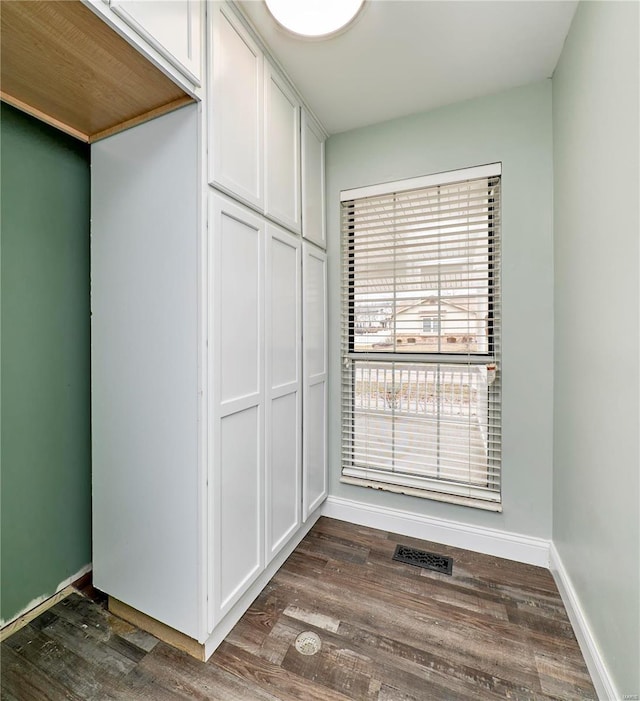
[294,631,321,655]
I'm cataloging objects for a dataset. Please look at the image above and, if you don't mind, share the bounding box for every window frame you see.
[340,164,502,510]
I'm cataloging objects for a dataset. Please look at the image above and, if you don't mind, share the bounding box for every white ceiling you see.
[237,0,578,135]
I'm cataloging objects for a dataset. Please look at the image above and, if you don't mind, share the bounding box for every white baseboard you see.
[549,544,619,701]
[321,496,550,567]
[0,563,92,639]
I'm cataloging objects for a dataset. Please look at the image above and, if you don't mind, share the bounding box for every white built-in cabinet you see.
[92,0,327,660]
[110,0,202,85]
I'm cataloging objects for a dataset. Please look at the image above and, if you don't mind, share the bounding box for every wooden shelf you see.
[0,0,194,143]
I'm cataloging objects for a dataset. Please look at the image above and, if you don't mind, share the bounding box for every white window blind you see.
[340,166,502,509]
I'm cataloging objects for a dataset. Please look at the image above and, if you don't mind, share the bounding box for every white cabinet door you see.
[209,3,263,209]
[301,110,326,249]
[266,224,301,563]
[210,193,265,626]
[264,63,300,234]
[110,0,202,85]
[302,244,328,520]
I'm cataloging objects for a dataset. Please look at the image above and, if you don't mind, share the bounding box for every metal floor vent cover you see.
[392,544,453,575]
[294,631,321,656]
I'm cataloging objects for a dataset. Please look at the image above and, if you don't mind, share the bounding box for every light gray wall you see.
[552,2,639,696]
[326,81,554,538]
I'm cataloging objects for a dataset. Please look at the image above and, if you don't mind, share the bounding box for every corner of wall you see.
[549,544,619,700]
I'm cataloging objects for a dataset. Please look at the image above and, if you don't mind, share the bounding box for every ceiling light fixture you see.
[264,0,365,39]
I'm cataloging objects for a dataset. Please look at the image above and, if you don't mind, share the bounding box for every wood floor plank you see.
[534,652,597,699]
[257,619,300,665]
[4,624,121,700]
[212,640,357,701]
[111,666,186,701]
[131,641,283,701]
[297,530,370,565]
[1,643,84,701]
[332,620,548,701]
[1,517,597,701]
[281,628,377,699]
[55,593,159,655]
[28,607,138,678]
[322,556,512,622]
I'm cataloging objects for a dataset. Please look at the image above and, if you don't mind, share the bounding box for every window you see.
[340,164,502,509]
[422,317,440,334]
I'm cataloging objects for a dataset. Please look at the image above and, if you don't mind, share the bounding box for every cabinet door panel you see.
[111,0,202,85]
[210,193,265,627]
[301,111,325,248]
[266,225,301,561]
[218,209,261,405]
[304,247,327,378]
[302,244,328,520]
[303,380,327,517]
[219,406,262,613]
[210,4,263,208]
[268,393,299,558]
[270,235,299,388]
[265,64,300,233]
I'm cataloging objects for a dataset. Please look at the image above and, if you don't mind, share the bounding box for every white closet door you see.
[210,193,265,626]
[209,3,263,209]
[264,63,301,233]
[265,224,301,562]
[301,110,326,249]
[302,243,328,520]
[110,0,202,85]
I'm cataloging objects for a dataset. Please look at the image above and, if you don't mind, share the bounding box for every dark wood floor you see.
[1,517,596,700]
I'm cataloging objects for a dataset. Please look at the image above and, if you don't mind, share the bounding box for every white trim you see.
[549,543,619,701]
[340,162,502,202]
[0,563,92,634]
[340,474,502,512]
[321,496,549,567]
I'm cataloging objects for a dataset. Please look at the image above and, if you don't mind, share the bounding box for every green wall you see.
[1,103,92,623]
[552,2,639,696]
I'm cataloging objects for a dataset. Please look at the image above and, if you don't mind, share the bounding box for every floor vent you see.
[392,544,453,575]
[294,631,321,656]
